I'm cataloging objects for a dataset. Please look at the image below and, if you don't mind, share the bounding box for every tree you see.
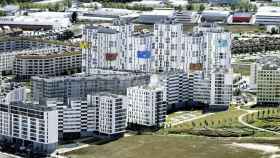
[54,2,60,11]
[94,4,98,10]
[191,121,196,128]
[0,0,7,6]
[0,10,5,16]
[70,11,78,23]
[64,0,72,8]
[271,27,278,34]
[204,120,208,127]
[199,4,205,12]
[186,4,193,10]
[59,30,74,40]
[175,5,183,12]
[230,4,236,11]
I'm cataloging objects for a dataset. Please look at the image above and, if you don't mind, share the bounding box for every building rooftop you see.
[257,56,280,70]
[93,92,124,98]
[15,49,81,59]
[32,70,149,81]
[256,6,280,17]
[141,9,175,16]
[233,12,252,17]
[10,101,56,112]
[85,25,119,34]
[0,12,71,28]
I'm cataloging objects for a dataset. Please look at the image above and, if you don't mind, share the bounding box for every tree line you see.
[80,0,140,3]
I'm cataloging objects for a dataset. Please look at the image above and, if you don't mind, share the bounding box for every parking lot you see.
[166,111,205,126]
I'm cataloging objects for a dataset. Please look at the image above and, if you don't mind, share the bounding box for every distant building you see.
[13,49,81,80]
[208,0,239,5]
[0,5,19,16]
[0,37,77,75]
[0,12,71,30]
[201,10,230,23]
[175,11,197,24]
[232,12,252,23]
[81,22,233,111]
[137,9,175,24]
[252,56,280,106]
[256,6,280,25]
[152,22,184,72]
[81,8,138,22]
[129,0,164,8]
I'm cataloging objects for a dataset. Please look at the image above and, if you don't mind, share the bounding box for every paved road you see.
[0,152,21,158]
[237,106,280,135]
[172,113,214,126]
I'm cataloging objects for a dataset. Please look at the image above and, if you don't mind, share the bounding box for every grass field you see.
[174,109,246,129]
[65,135,268,158]
[233,64,251,76]
[222,25,265,33]
[162,108,279,137]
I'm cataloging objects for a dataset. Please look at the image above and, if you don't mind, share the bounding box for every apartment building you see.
[0,85,27,104]
[123,32,153,72]
[127,84,167,128]
[175,11,196,24]
[152,22,184,72]
[210,67,233,111]
[13,49,81,80]
[44,93,126,138]
[82,22,233,111]
[0,102,58,154]
[88,93,127,136]
[82,26,122,73]
[31,70,150,103]
[253,56,280,106]
[156,72,188,111]
[82,22,231,74]
[0,37,78,74]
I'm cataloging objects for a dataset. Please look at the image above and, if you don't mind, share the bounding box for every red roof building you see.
[232,12,252,23]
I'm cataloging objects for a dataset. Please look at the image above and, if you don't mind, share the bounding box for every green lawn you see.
[65,135,266,158]
[174,109,246,129]
[222,25,265,33]
[233,64,251,76]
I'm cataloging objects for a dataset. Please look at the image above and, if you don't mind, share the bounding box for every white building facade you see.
[0,102,58,154]
[88,93,127,136]
[127,85,167,127]
[82,22,233,111]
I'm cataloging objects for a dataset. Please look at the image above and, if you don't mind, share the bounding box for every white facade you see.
[46,99,96,137]
[256,6,280,25]
[156,72,188,110]
[46,93,127,137]
[252,56,280,105]
[0,102,58,154]
[82,26,121,73]
[210,67,233,110]
[82,22,233,110]
[88,93,127,135]
[153,22,184,72]
[127,85,166,127]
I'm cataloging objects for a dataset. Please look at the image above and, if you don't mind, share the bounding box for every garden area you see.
[160,107,280,137]
[244,108,280,133]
